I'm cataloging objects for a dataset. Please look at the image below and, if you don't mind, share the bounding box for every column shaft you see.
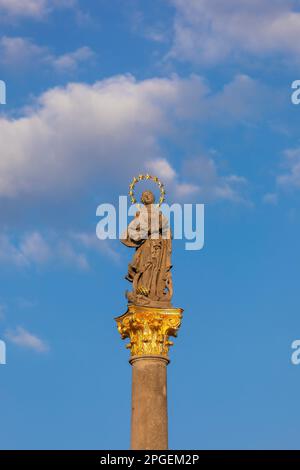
[130,355,169,450]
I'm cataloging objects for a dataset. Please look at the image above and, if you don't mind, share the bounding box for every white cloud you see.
[0,75,205,199]
[0,0,74,19]
[146,156,248,203]
[56,240,89,271]
[169,0,300,65]
[0,0,48,18]
[131,10,169,44]
[175,182,199,197]
[5,326,48,352]
[145,158,200,199]
[20,232,51,264]
[0,36,94,72]
[0,74,260,204]
[72,232,120,263]
[181,156,249,203]
[277,148,300,190]
[0,232,56,268]
[0,232,77,269]
[51,46,95,72]
[0,36,46,67]
[146,158,177,182]
[0,231,120,269]
[204,74,272,123]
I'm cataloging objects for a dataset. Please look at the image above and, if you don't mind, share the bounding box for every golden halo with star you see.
[128,174,166,206]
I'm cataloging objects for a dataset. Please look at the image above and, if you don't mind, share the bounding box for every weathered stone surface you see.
[130,355,169,450]
[121,189,173,308]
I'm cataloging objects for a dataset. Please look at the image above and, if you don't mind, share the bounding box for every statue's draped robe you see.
[122,205,173,307]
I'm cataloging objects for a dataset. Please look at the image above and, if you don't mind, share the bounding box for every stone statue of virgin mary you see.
[121,190,173,308]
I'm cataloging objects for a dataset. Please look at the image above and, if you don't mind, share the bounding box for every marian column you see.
[115,175,183,450]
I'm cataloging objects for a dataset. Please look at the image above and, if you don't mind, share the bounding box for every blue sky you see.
[1,0,300,450]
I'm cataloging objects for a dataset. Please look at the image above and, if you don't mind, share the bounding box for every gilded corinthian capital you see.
[115,305,183,359]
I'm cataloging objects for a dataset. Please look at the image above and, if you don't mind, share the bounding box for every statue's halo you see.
[128,174,166,206]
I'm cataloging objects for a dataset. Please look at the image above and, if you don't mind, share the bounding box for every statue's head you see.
[141,190,155,205]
